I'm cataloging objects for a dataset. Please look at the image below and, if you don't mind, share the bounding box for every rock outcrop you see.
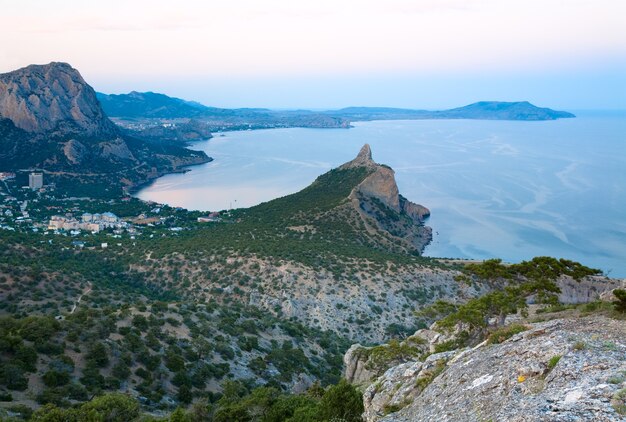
[362,316,626,422]
[555,276,626,304]
[0,62,118,137]
[343,344,383,386]
[344,144,432,252]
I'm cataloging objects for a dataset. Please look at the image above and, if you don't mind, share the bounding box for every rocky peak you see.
[341,145,429,218]
[339,145,432,251]
[340,143,376,170]
[0,62,118,137]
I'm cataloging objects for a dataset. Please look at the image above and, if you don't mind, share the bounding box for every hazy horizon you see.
[2,0,625,110]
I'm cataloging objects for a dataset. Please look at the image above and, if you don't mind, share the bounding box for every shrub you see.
[15,345,38,372]
[1,364,29,391]
[165,352,186,372]
[366,339,422,371]
[487,324,530,345]
[19,316,60,343]
[614,289,626,313]
[112,361,131,380]
[613,389,626,415]
[383,401,409,415]
[318,379,364,422]
[80,393,140,421]
[86,343,109,368]
[177,385,193,404]
[414,361,446,392]
[42,370,70,387]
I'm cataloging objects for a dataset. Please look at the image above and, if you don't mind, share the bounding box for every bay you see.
[136,113,626,277]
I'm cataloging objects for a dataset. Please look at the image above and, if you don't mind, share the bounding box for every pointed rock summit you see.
[343,144,430,219]
[339,144,431,251]
[340,143,377,170]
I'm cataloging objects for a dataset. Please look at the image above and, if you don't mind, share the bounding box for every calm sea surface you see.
[137,114,626,277]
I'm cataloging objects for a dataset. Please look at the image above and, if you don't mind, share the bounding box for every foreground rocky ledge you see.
[362,316,626,421]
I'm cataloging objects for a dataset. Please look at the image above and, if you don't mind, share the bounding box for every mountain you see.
[0,145,472,412]
[96,91,575,136]
[0,63,209,197]
[331,101,575,121]
[96,91,210,119]
[97,91,352,135]
[131,145,471,344]
[1,140,622,418]
[0,62,118,137]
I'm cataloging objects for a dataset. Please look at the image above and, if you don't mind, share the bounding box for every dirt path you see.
[70,282,92,314]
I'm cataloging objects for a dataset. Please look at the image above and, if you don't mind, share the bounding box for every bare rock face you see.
[363,316,626,422]
[349,144,430,220]
[363,350,458,422]
[62,139,88,165]
[340,144,378,170]
[358,165,401,211]
[344,144,432,252]
[399,195,430,220]
[0,62,118,137]
[343,144,405,213]
[98,137,136,161]
[555,276,626,304]
[343,344,381,386]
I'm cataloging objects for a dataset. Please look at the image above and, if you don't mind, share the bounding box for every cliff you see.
[0,62,118,137]
[343,144,432,252]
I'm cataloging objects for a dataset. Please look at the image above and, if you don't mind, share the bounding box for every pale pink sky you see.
[2,0,625,108]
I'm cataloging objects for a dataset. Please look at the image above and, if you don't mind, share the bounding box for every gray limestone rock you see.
[362,316,626,422]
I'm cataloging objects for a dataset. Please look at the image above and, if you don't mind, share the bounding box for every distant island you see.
[329,101,575,121]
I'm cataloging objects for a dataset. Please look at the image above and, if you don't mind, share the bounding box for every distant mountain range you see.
[0,62,210,197]
[96,91,574,143]
[97,90,574,132]
[96,91,352,137]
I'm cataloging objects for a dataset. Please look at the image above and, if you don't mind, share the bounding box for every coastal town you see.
[0,171,224,247]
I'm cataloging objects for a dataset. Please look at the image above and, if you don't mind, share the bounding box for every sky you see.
[1,0,625,109]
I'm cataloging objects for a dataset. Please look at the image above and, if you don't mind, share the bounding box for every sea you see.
[136,112,626,277]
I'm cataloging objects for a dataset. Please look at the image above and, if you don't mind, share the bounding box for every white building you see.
[101,212,118,223]
[28,172,43,189]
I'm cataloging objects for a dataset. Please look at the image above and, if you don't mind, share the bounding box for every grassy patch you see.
[547,355,561,371]
[487,324,530,345]
[613,388,626,415]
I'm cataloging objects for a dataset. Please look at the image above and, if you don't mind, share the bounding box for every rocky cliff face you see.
[0,62,118,137]
[555,276,626,304]
[361,316,626,422]
[344,144,432,253]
